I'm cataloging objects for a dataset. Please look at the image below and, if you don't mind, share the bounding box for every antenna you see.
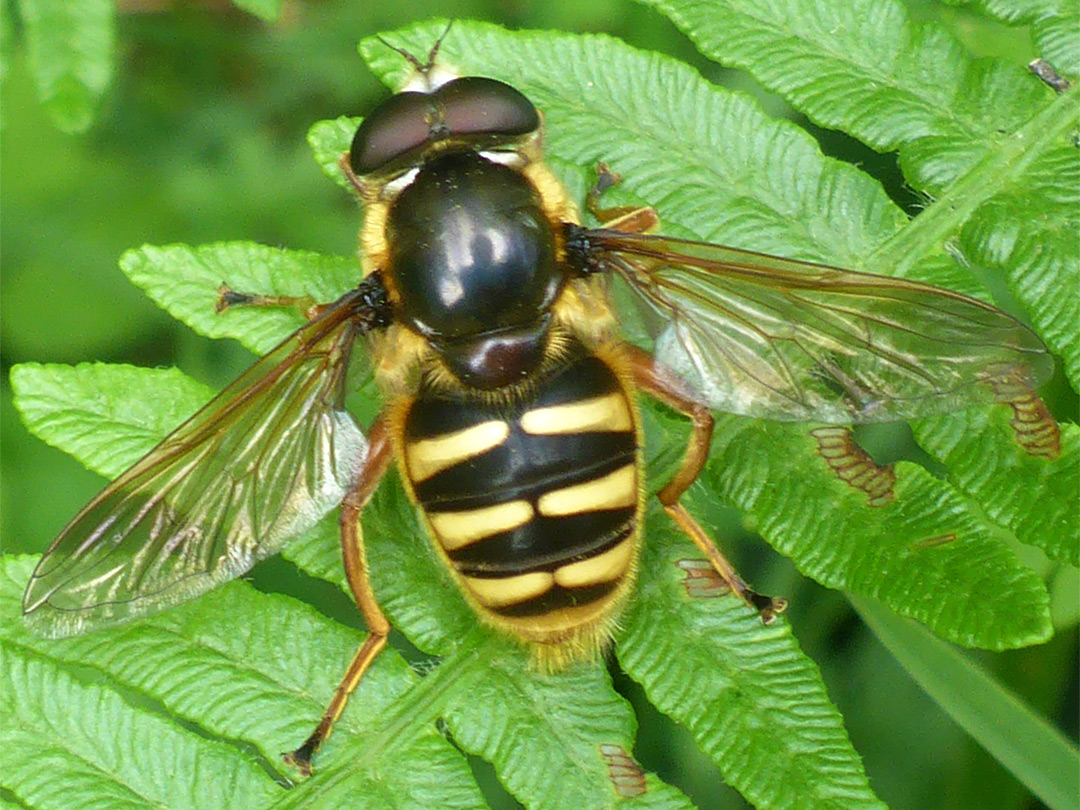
[376,20,455,92]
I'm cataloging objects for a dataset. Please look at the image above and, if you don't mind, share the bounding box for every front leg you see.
[627,344,786,623]
[215,285,329,321]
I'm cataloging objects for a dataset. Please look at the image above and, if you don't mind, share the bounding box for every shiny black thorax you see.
[385,151,562,389]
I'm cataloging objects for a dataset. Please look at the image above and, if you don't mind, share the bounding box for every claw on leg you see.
[586,162,660,233]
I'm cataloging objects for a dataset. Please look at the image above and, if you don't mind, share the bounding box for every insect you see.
[22,30,1054,775]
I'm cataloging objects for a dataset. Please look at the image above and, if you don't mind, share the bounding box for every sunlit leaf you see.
[914,414,1079,565]
[443,643,696,810]
[11,363,212,479]
[1,563,283,810]
[308,116,360,189]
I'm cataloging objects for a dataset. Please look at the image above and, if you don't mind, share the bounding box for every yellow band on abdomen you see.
[428,500,534,550]
[405,420,510,482]
[519,392,632,435]
[537,464,637,517]
[553,537,635,588]
[463,571,555,607]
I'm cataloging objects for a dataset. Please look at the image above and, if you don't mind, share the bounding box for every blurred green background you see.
[2,2,1075,809]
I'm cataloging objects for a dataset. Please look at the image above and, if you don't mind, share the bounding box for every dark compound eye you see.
[349,77,540,176]
[349,91,432,176]
[436,77,540,141]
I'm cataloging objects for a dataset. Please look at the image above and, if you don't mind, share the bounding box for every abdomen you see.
[398,345,642,668]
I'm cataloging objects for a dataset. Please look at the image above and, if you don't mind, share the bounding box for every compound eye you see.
[436,77,540,139]
[349,78,541,177]
[349,91,431,175]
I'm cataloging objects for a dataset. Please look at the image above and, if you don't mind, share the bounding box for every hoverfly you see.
[22,28,1054,775]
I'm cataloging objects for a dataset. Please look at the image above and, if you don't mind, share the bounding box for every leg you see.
[339,152,366,197]
[586,163,660,234]
[215,285,329,321]
[627,345,786,623]
[283,417,395,774]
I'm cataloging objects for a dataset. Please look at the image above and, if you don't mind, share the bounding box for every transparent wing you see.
[591,230,1052,423]
[23,290,372,637]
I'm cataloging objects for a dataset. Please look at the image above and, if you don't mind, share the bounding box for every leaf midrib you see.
[482,658,601,787]
[868,81,1080,276]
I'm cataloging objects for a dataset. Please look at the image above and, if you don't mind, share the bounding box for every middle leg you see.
[627,344,786,623]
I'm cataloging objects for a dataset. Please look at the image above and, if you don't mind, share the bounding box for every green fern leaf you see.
[10,363,212,478]
[119,243,360,354]
[1,651,279,810]
[700,412,1050,648]
[308,116,362,189]
[636,0,1079,387]
[960,0,1079,77]
[913,414,1079,565]
[0,556,497,809]
[620,512,886,810]
[441,645,696,809]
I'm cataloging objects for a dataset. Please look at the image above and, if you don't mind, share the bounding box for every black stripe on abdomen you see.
[451,513,634,576]
[488,580,623,618]
[413,431,636,511]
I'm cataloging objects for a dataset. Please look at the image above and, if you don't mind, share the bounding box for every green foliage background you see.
[1,2,1077,810]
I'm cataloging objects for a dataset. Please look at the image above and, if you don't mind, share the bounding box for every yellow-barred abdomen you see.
[400,346,643,667]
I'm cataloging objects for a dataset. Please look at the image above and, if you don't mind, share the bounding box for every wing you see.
[23,288,375,637]
[585,229,1053,424]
